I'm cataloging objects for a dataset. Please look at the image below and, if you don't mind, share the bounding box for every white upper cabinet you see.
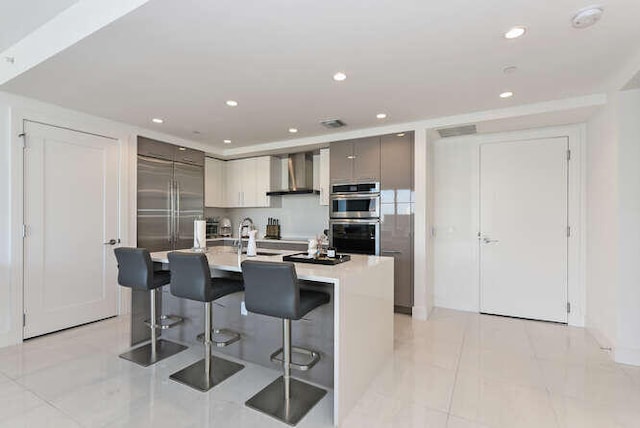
[206,156,280,208]
[205,157,225,207]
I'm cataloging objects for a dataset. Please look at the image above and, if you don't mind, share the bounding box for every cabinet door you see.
[381,133,414,203]
[319,148,330,205]
[251,157,271,207]
[353,137,381,182]
[225,160,243,207]
[381,203,414,308]
[205,157,224,207]
[330,141,354,183]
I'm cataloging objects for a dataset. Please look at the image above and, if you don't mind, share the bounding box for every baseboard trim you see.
[412,306,427,320]
[614,346,640,366]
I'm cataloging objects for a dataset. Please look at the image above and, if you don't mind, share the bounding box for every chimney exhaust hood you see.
[266,152,320,196]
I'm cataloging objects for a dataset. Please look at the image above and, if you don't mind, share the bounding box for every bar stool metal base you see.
[119,339,187,367]
[245,376,327,426]
[169,356,244,392]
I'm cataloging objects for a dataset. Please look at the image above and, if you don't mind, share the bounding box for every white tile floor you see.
[1,308,639,427]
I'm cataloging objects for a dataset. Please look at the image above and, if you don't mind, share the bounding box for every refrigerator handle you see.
[175,180,181,243]
[168,179,174,243]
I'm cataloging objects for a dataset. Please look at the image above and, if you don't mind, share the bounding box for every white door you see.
[479,137,568,323]
[23,121,120,338]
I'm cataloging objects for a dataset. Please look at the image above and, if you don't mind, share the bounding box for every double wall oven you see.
[329,182,380,255]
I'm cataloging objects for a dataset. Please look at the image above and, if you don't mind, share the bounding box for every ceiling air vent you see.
[436,124,477,138]
[320,119,346,129]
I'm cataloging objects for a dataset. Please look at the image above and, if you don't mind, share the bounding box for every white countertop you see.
[206,237,309,245]
[150,246,392,283]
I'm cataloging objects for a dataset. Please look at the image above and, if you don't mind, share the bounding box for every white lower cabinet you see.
[206,155,280,208]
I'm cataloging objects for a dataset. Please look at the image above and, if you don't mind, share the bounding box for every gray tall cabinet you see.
[329,133,414,313]
[380,133,414,313]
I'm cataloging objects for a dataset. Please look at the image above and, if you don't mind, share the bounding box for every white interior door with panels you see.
[479,137,569,323]
[23,121,119,338]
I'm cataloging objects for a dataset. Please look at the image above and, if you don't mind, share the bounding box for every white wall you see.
[0,103,11,340]
[613,89,640,363]
[585,88,640,365]
[432,136,480,311]
[585,99,619,350]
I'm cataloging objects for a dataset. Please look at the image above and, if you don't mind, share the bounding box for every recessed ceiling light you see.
[397,133,405,137]
[333,72,347,81]
[504,26,526,39]
[376,113,387,119]
[503,65,518,74]
[151,118,164,124]
[223,139,232,144]
[226,100,238,107]
[178,147,187,151]
[288,128,298,133]
[500,91,514,98]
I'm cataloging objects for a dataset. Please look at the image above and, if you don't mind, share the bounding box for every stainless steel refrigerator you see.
[137,137,205,252]
[133,137,204,345]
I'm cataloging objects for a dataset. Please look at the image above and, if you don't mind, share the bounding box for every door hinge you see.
[23,313,26,327]
[567,302,571,313]
[567,149,571,161]
[22,224,28,238]
[567,226,571,237]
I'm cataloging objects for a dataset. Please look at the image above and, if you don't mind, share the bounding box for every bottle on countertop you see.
[247,229,258,257]
[307,238,318,258]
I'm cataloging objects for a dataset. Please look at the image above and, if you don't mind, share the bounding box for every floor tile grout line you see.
[523,319,564,428]
[444,312,470,425]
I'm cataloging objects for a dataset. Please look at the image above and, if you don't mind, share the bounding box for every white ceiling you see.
[0,0,80,52]
[1,0,639,149]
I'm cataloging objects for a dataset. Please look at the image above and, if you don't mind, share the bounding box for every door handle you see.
[104,239,120,245]
[482,237,499,244]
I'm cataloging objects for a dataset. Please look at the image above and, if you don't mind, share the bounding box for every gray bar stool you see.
[114,248,187,366]
[167,251,245,392]
[241,260,330,426]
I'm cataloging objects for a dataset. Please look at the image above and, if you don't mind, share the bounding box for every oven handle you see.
[330,193,380,200]
[329,218,380,224]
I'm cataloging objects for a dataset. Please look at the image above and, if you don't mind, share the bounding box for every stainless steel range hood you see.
[266,152,320,196]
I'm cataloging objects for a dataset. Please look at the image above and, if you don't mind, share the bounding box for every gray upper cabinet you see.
[380,133,414,202]
[138,136,174,161]
[173,146,205,166]
[138,136,204,166]
[330,137,381,183]
[330,141,354,183]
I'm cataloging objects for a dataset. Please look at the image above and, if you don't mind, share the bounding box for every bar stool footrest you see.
[144,314,184,330]
[196,328,241,347]
[270,346,321,371]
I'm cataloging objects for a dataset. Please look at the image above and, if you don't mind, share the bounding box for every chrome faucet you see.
[237,217,254,256]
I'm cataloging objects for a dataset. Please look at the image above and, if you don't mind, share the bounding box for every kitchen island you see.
[149,246,394,426]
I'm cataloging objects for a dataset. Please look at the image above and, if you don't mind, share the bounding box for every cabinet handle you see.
[381,250,402,255]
